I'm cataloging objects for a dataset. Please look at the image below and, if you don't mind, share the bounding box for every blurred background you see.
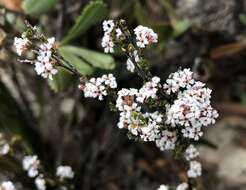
[0,0,246,189]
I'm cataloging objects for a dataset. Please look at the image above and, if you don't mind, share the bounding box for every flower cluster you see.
[115,77,178,150]
[22,155,40,178]
[116,86,163,141]
[101,20,157,73]
[137,76,161,103]
[184,144,199,161]
[164,69,219,141]
[134,25,158,48]
[101,20,115,53]
[79,74,117,101]
[155,130,177,151]
[13,35,58,80]
[34,37,58,80]
[35,175,46,190]
[56,165,74,180]
[187,161,202,178]
[0,181,15,190]
[22,155,47,190]
[157,182,188,190]
[13,37,31,56]
[22,154,74,190]
[184,144,202,179]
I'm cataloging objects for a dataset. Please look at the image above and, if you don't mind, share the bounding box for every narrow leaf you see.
[22,0,58,17]
[48,68,75,92]
[59,45,115,70]
[61,0,107,44]
[58,46,94,75]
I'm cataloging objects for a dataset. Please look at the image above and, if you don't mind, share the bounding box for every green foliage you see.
[239,14,246,26]
[22,0,58,17]
[48,45,115,92]
[58,46,94,75]
[134,0,149,25]
[172,19,191,37]
[61,0,107,44]
[60,45,115,70]
[48,68,76,92]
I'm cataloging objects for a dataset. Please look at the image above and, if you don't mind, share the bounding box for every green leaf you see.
[239,14,246,26]
[172,19,191,37]
[134,0,150,25]
[22,0,58,17]
[59,45,115,70]
[48,68,75,92]
[61,0,107,44]
[58,46,94,76]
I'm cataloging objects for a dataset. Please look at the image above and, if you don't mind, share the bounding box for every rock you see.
[176,0,240,34]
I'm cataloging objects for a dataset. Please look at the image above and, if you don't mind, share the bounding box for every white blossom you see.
[35,176,46,190]
[134,25,158,48]
[34,37,58,80]
[187,161,202,178]
[163,68,194,95]
[165,69,218,140]
[157,184,169,190]
[155,130,177,151]
[22,155,40,178]
[116,88,140,112]
[101,33,115,53]
[79,74,117,101]
[102,20,114,33]
[1,181,15,190]
[177,183,188,190]
[181,126,203,141]
[137,76,160,103]
[56,165,74,179]
[185,144,199,161]
[13,37,31,56]
[116,28,123,38]
[126,50,140,72]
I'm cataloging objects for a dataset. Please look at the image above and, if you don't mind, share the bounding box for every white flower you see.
[102,20,114,33]
[163,68,194,95]
[1,181,15,190]
[157,184,169,190]
[116,88,140,112]
[134,25,158,48]
[137,76,160,103]
[139,111,162,141]
[0,143,10,155]
[101,35,114,53]
[181,126,203,141]
[35,176,46,190]
[155,130,177,151]
[177,183,188,190]
[56,165,74,179]
[14,37,31,56]
[34,37,58,80]
[22,155,40,178]
[116,28,123,38]
[80,74,117,101]
[187,161,202,178]
[101,33,114,53]
[126,51,140,72]
[165,69,218,140]
[185,144,199,161]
